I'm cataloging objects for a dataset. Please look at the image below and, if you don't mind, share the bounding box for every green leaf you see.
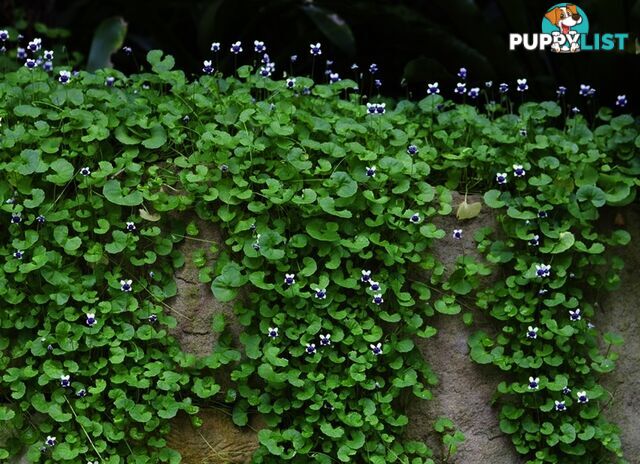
[103,180,144,206]
[86,16,128,71]
[483,189,505,208]
[576,185,606,207]
[142,124,167,149]
[18,149,48,175]
[46,159,74,185]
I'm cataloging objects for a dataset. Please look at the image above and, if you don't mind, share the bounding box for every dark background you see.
[2,0,639,112]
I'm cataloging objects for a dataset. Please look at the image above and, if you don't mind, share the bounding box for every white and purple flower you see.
[366,166,376,177]
[454,82,466,95]
[616,95,628,107]
[86,313,96,327]
[516,78,528,92]
[24,58,37,69]
[315,288,327,300]
[372,294,384,305]
[562,386,572,395]
[365,102,386,114]
[468,87,480,99]
[60,375,71,388]
[309,42,322,56]
[45,436,56,447]
[319,334,331,346]
[526,326,538,339]
[370,342,382,356]
[361,270,372,283]
[230,41,242,54]
[496,172,507,185]
[148,314,157,323]
[410,213,421,224]
[499,83,509,93]
[210,42,221,52]
[76,388,87,398]
[105,76,115,87]
[529,235,540,247]
[125,221,136,232]
[286,77,296,89]
[554,400,566,411]
[120,279,132,292]
[305,343,317,355]
[535,264,551,278]
[202,60,214,74]
[284,273,295,286]
[10,212,21,224]
[13,250,23,259]
[0,30,8,41]
[457,67,467,79]
[427,82,440,95]
[369,63,378,74]
[569,308,581,321]
[577,391,589,404]
[556,86,567,96]
[268,327,278,338]
[329,72,340,83]
[58,70,71,84]
[369,281,381,292]
[579,84,592,96]
[407,144,419,155]
[80,167,90,176]
[513,164,526,177]
[452,229,462,240]
[254,40,266,53]
[528,376,539,390]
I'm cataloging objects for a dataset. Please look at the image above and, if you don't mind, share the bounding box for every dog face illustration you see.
[545,4,583,34]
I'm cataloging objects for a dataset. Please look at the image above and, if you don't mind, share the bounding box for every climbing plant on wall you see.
[0,31,637,464]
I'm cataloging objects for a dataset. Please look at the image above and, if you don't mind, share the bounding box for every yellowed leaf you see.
[139,208,161,222]
[456,199,482,220]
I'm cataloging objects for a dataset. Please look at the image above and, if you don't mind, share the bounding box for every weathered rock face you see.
[167,216,260,462]
[406,193,523,464]
[169,217,242,357]
[598,207,640,459]
[166,410,261,463]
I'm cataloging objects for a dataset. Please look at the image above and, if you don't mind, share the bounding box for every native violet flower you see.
[556,86,566,96]
[452,229,462,240]
[45,436,56,447]
[616,95,628,107]
[309,42,322,56]
[372,294,384,305]
[305,343,316,354]
[202,60,214,74]
[529,235,540,246]
[120,279,132,292]
[528,376,539,390]
[58,70,71,84]
[10,213,21,224]
[125,221,136,232]
[516,78,528,92]
[13,250,23,259]
[361,270,372,283]
[319,334,331,346]
[284,273,295,286]
[230,41,242,54]
[468,87,480,99]
[427,82,440,95]
[499,83,509,93]
[210,42,220,52]
[254,40,266,53]
[513,164,526,177]
[25,58,37,69]
[366,166,376,177]
[526,326,538,339]
[407,144,419,155]
[496,172,507,185]
[454,82,466,95]
[148,314,157,323]
[554,400,566,411]
[286,77,296,89]
[577,391,589,404]
[60,375,71,388]
[569,308,581,321]
[535,264,551,278]
[315,289,327,299]
[457,67,467,79]
[268,327,278,338]
[86,313,96,327]
[80,167,90,176]
[369,281,381,292]
[370,343,382,356]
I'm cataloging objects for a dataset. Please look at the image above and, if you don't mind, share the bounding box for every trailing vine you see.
[0,30,637,464]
